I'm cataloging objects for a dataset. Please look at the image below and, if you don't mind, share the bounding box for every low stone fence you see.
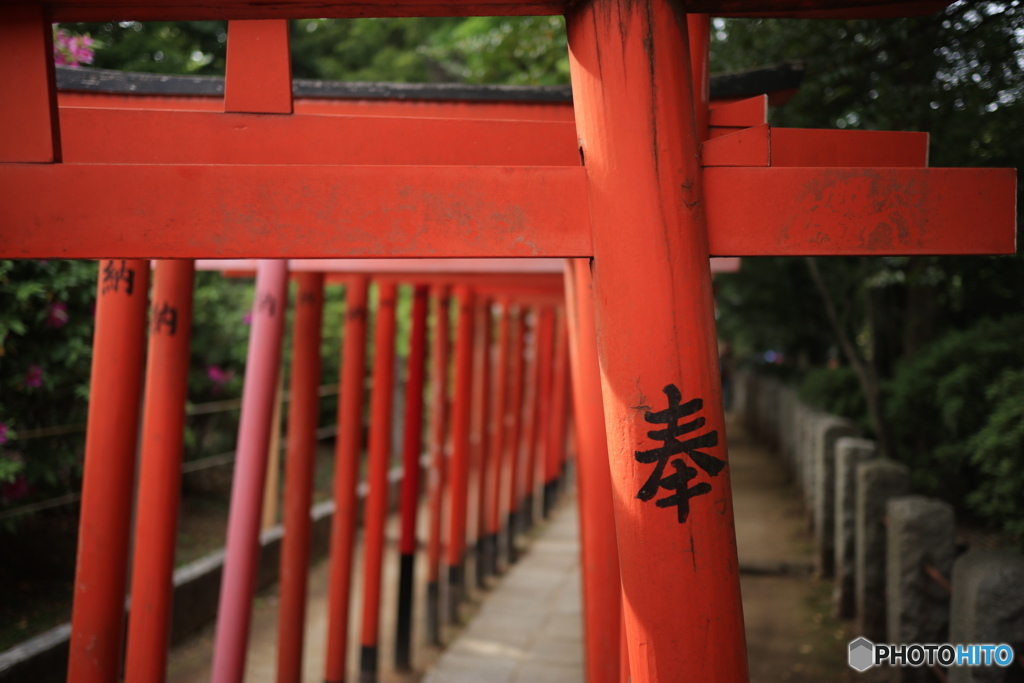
[737,371,1024,682]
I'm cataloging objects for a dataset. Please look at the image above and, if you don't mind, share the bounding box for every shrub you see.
[798,365,872,435]
[886,314,1024,516]
[966,368,1024,543]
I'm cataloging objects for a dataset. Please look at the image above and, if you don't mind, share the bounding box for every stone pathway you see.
[421,501,583,683]
[167,413,857,682]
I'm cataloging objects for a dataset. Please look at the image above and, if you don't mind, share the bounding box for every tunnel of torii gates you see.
[0,0,1018,680]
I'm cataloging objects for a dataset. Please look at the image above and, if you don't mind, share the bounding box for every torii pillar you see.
[568,2,747,680]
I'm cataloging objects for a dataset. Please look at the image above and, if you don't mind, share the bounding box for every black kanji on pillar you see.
[635,384,724,523]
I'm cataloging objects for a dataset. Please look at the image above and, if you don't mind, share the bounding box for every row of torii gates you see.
[1,0,1017,681]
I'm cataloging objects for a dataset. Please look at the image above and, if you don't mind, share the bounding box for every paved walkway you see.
[422,413,857,682]
[168,413,856,682]
[422,501,583,683]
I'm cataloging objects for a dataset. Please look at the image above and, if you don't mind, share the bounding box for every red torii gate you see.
[1,1,1017,682]
[194,259,580,681]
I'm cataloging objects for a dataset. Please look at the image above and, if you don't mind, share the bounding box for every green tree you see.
[712,4,1024,442]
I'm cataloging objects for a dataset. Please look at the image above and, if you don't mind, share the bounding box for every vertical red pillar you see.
[395,284,429,670]
[564,259,621,683]
[485,300,511,576]
[542,307,568,517]
[2,4,61,162]
[123,260,194,683]
[67,260,149,683]
[358,281,398,683]
[424,286,451,645]
[504,307,527,563]
[522,307,553,531]
[276,272,325,683]
[211,260,289,683]
[324,276,370,683]
[688,14,711,142]
[567,1,748,679]
[445,286,474,623]
[472,296,492,588]
[224,19,292,115]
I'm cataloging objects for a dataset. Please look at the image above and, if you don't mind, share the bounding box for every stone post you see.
[886,496,955,683]
[856,460,910,640]
[948,550,1024,683]
[833,438,877,618]
[813,416,860,577]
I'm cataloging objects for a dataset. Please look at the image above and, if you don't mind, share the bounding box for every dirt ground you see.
[729,414,885,682]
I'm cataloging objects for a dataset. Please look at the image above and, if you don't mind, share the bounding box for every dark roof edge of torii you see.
[55,61,804,104]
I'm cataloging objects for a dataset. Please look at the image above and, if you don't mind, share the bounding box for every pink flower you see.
[0,424,8,445]
[243,311,253,326]
[207,365,232,385]
[25,365,43,389]
[45,302,69,328]
[52,27,96,68]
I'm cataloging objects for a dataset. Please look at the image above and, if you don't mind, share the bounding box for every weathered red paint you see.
[67,260,149,683]
[705,167,1017,255]
[124,260,194,683]
[4,1,1019,680]
[277,272,325,683]
[0,164,591,259]
[567,0,748,678]
[324,277,369,683]
[3,163,1012,258]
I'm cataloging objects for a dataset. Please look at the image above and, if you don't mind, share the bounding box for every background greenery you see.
[1,3,1021,543]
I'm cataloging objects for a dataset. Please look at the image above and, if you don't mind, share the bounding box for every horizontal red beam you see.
[196,258,570,274]
[59,108,580,166]
[705,167,1017,256]
[0,164,591,259]
[38,0,951,21]
[702,127,929,168]
[771,128,929,167]
[1,165,1012,258]
[57,92,576,122]
[200,256,740,275]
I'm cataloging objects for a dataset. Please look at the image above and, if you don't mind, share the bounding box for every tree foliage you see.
[61,16,570,85]
[711,4,1024,540]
